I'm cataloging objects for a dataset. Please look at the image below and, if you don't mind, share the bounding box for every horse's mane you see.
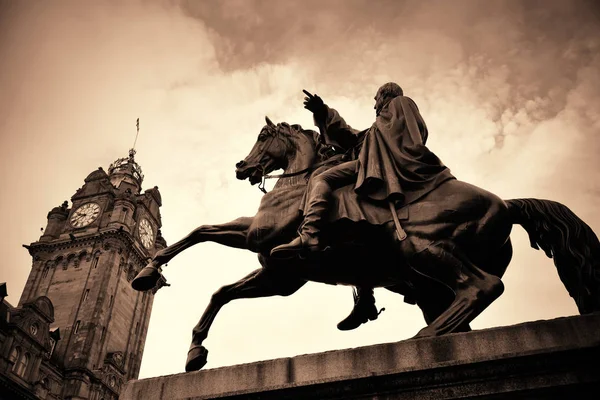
[280,122,328,162]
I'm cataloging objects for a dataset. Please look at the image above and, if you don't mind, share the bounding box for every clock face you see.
[138,218,154,249]
[70,203,101,228]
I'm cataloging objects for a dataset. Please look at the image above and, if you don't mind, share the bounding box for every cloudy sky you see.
[1,0,599,379]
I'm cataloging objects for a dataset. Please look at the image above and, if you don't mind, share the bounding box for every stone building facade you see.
[0,150,167,399]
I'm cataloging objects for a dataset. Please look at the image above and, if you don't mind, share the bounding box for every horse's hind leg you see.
[417,287,473,333]
[411,242,504,338]
[186,266,306,372]
[386,278,471,333]
[151,216,253,267]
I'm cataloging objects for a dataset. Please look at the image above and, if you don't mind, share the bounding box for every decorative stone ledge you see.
[120,313,600,399]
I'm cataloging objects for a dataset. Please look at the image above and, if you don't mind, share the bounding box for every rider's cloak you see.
[315,95,455,217]
[356,95,455,205]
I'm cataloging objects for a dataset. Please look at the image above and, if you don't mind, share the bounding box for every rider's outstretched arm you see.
[303,90,362,152]
[317,105,363,151]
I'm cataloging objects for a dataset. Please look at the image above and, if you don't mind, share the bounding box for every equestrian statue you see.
[132,83,600,373]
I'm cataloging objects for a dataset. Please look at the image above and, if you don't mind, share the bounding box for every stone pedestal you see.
[120,313,600,399]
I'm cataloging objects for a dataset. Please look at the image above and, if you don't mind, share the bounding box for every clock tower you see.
[17,149,167,399]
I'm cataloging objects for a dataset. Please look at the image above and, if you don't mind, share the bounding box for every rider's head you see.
[374,82,403,115]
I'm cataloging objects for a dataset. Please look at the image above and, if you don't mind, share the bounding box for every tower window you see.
[73,320,81,334]
[135,322,139,334]
[83,289,90,302]
[9,346,20,365]
[41,267,49,279]
[49,338,56,356]
[91,255,99,269]
[14,353,29,377]
[101,327,106,341]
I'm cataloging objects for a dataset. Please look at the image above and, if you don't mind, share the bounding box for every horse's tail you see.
[506,198,600,314]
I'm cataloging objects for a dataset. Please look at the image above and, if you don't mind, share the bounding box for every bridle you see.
[252,124,344,194]
[252,124,286,194]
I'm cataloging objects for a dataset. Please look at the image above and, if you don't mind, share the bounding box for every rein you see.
[258,153,345,194]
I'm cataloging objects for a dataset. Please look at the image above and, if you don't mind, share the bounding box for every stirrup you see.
[270,235,321,259]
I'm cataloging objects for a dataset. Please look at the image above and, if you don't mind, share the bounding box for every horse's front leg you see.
[186,266,306,372]
[152,216,253,267]
[132,217,255,291]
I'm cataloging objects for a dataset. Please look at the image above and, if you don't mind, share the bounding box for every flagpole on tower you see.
[130,118,140,160]
[133,118,140,150]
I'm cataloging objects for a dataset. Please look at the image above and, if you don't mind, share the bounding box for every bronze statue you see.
[270,83,455,329]
[132,88,600,373]
[271,83,453,259]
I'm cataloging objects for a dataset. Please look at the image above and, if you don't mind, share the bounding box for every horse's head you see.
[236,116,317,186]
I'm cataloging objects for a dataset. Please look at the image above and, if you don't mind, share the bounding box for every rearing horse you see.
[132,118,600,372]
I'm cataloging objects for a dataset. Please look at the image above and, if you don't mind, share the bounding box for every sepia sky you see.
[1,0,599,379]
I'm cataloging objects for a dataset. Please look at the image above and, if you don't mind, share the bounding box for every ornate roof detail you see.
[47,201,69,218]
[73,167,114,201]
[104,351,125,372]
[85,167,109,183]
[108,149,144,188]
[26,228,151,267]
[144,186,162,206]
[22,296,55,323]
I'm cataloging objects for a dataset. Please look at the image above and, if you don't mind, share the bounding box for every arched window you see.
[15,352,29,377]
[9,346,20,366]
[41,266,49,279]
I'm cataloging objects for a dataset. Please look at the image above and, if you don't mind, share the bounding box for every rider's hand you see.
[302,90,326,117]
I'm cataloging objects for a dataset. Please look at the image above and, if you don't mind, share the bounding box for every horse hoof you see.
[131,264,162,291]
[412,326,436,339]
[185,346,208,372]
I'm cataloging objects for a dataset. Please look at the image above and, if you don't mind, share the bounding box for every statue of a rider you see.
[271,82,456,330]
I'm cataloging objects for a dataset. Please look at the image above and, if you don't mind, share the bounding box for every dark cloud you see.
[178,0,599,72]
[176,0,600,146]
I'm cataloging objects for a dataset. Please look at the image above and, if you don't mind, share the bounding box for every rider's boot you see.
[337,287,382,331]
[270,180,330,259]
